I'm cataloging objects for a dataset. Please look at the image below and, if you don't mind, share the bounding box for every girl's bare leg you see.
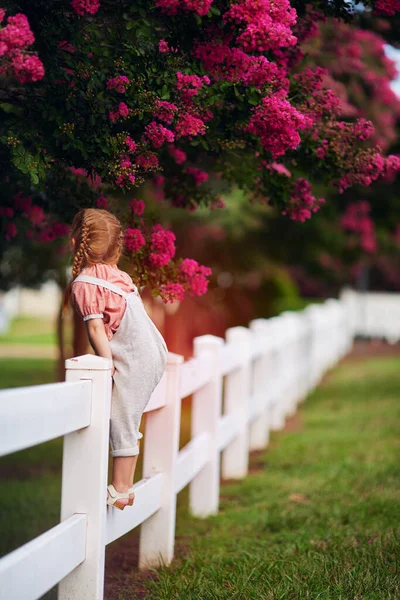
[112,456,135,507]
[130,441,140,484]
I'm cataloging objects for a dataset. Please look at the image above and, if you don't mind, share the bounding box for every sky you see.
[384,45,400,96]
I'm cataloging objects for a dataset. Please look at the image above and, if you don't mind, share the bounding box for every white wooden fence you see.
[341,288,400,344]
[0,294,366,600]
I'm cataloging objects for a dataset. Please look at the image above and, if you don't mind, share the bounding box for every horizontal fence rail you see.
[0,290,393,599]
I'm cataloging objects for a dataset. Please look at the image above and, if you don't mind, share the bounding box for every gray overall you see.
[73,275,168,457]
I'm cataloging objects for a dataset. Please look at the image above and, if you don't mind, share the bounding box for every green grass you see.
[0,358,57,389]
[119,356,400,600]
[0,317,57,345]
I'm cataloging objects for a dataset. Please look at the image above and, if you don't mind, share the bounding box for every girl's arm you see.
[85,318,115,374]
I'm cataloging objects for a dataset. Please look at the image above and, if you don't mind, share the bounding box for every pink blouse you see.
[72,263,136,340]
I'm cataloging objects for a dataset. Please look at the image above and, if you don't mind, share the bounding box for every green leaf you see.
[126,21,135,30]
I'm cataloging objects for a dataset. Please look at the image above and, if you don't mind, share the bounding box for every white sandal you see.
[107,484,130,510]
[128,486,135,506]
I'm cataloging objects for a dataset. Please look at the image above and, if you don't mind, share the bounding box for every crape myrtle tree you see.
[1,0,400,306]
[276,17,400,295]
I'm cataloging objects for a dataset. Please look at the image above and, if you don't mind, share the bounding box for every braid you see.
[72,222,90,279]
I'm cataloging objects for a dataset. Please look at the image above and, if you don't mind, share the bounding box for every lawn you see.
[110,355,400,600]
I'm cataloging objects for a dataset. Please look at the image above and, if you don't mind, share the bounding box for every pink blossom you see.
[52,222,70,237]
[5,222,17,240]
[106,75,130,93]
[246,94,309,158]
[270,162,291,177]
[10,52,44,83]
[155,0,213,17]
[210,197,226,210]
[96,196,109,210]
[176,72,211,102]
[160,283,186,303]
[187,265,212,296]
[154,100,178,124]
[283,178,325,222]
[0,14,35,51]
[13,192,32,212]
[374,0,400,15]
[109,102,129,122]
[0,207,13,217]
[136,152,159,170]
[27,205,44,225]
[224,0,297,53]
[158,40,170,53]
[168,145,187,164]
[340,201,377,253]
[193,40,287,91]
[129,198,145,216]
[175,112,206,139]
[124,136,137,153]
[149,252,172,268]
[124,228,146,253]
[153,175,165,186]
[144,121,175,148]
[120,157,132,169]
[150,226,176,257]
[185,167,209,186]
[118,102,129,117]
[180,258,199,276]
[71,0,100,16]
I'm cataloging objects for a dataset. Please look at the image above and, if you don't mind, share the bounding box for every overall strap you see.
[73,275,130,297]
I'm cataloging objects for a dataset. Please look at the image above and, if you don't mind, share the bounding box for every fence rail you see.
[0,290,395,600]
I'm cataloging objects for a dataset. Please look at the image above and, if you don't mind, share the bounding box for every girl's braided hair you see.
[63,208,123,314]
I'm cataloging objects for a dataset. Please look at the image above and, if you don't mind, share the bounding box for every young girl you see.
[66,208,168,510]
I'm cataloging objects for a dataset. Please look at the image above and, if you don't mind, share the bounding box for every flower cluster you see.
[109,102,130,122]
[144,121,175,148]
[124,136,137,153]
[246,93,309,158]
[185,167,209,186]
[121,204,212,302]
[224,0,297,53]
[71,0,100,16]
[155,0,214,17]
[128,198,145,216]
[282,178,325,222]
[180,259,212,295]
[106,75,130,93]
[193,40,287,90]
[168,145,187,164]
[340,201,377,253]
[176,72,210,101]
[154,100,178,124]
[0,11,45,84]
[374,0,400,15]
[158,39,170,53]
[124,228,146,252]
[149,225,176,268]
[175,112,206,139]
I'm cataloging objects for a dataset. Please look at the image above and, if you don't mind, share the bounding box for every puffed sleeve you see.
[71,282,106,321]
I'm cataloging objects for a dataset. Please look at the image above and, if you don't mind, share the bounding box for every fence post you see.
[221,326,250,480]
[189,335,223,517]
[58,354,112,600]
[139,352,183,569]
[249,319,270,451]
